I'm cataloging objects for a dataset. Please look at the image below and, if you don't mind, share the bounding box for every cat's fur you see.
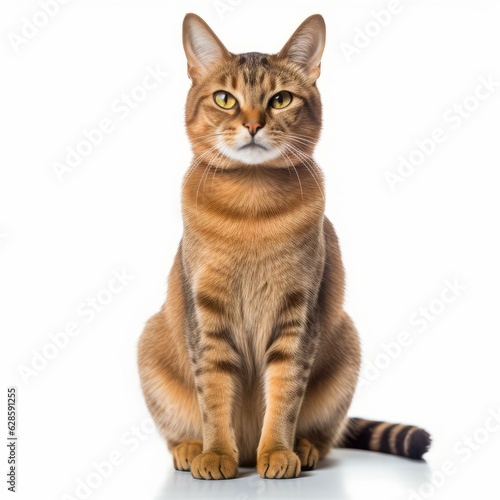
[138,13,431,480]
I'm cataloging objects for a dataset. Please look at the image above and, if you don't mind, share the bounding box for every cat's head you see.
[182,13,326,168]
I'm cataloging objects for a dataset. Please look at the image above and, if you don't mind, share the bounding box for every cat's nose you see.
[244,121,263,137]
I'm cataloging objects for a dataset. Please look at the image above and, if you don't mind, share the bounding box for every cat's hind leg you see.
[172,440,203,471]
[296,313,360,470]
[295,437,320,471]
[138,312,203,471]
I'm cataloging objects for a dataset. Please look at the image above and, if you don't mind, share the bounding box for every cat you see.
[138,13,431,480]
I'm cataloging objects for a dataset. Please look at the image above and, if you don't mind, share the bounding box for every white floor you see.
[154,450,431,500]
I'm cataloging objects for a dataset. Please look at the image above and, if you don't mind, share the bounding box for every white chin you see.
[222,145,281,166]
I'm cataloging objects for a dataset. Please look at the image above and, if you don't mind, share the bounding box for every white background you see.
[1,0,500,499]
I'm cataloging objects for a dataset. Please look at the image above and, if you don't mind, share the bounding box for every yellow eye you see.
[214,91,237,110]
[270,91,292,109]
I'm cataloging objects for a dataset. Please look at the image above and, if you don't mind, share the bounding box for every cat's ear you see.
[278,14,326,84]
[182,13,230,82]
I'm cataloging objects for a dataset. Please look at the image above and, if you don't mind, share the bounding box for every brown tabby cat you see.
[138,13,431,480]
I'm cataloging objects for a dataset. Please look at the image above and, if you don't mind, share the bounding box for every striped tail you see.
[342,418,431,459]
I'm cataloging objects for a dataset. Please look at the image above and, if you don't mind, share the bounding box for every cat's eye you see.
[270,91,292,109]
[213,91,237,110]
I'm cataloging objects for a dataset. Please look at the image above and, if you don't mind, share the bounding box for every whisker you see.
[211,145,230,188]
[195,158,214,209]
[285,144,319,177]
[182,142,225,190]
[202,146,226,197]
[284,144,324,201]
[290,164,304,202]
[274,133,318,146]
[273,147,303,201]
[196,144,229,208]
[189,132,226,144]
[287,136,319,149]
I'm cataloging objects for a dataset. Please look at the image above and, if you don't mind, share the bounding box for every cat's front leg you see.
[257,291,312,479]
[189,291,240,480]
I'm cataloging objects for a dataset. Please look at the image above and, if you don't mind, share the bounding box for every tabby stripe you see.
[278,329,300,338]
[403,426,418,457]
[266,314,304,350]
[282,290,306,312]
[213,360,239,374]
[388,424,407,455]
[265,326,301,352]
[248,69,257,86]
[285,406,299,424]
[369,422,393,451]
[395,425,409,456]
[217,73,228,86]
[194,360,239,376]
[378,424,399,454]
[295,386,305,399]
[280,319,304,330]
[197,293,226,316]
[266,349,293,365]
[204,329,239,355]
[343,419,431,459]
[302,98,321,127]
[186,94,207,125]
[345,419,379,450]
[204,329,230,339]
[301,361,312,371]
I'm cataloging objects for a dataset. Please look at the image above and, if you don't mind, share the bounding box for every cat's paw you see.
[257,450,301,479]
[173,440,203,471]
[295,438,320,471]
[190,451,238,480]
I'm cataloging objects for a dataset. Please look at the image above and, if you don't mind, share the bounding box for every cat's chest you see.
[225,247,314,360]
[184,207,324,364]
[231,260,286,371]
[237,258,280,322]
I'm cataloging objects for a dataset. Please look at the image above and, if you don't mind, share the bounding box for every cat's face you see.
[183,14,326,169]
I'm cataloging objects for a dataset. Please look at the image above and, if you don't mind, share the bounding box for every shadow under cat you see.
[154,449,431,500]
